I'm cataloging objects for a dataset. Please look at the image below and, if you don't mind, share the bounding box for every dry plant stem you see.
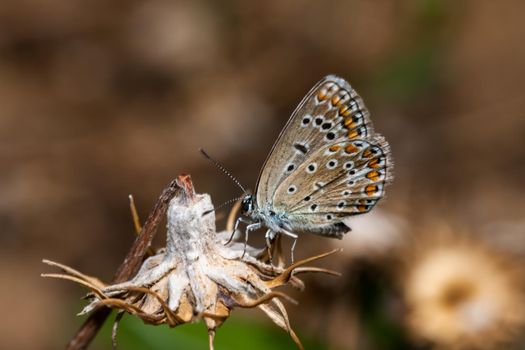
[128,195,142,235]
[41,273,107,300]
[208,331,215,350]
[111,312,124,350]
[234,291,298,308]
[42,259,105,289]
[114,178,181,280]
[128,194,155,256]
[265,249,341,288]
[293,266,342,277]
[65,178,181,350]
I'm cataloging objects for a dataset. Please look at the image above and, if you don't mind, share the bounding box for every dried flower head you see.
[43,175,339,350]
[400,226,525,349]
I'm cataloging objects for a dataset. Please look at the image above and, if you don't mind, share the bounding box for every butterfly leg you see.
[226,216,250,245]
[264,230,277,264]
[241,222,262,258]
[281,230,298,263]
[290,236,298,264]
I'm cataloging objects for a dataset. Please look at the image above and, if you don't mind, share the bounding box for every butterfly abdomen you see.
[292,221,350,239]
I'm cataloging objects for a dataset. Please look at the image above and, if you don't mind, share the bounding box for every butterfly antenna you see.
[199,148,247,193]
[202,196,243,216]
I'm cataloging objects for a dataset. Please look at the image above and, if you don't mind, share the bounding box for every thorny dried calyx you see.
[42,175,340,350]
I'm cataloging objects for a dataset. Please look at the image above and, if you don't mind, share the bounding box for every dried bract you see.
[43,175,339,349]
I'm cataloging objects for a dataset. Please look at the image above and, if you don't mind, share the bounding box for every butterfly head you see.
[240,193,255,216]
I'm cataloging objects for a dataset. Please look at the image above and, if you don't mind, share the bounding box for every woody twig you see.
[64,178,181,350]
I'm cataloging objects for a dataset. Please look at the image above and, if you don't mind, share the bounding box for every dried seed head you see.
[43,175,339,350]
[165,186,216,260]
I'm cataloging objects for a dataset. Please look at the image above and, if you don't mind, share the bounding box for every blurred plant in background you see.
[400,226,525,349]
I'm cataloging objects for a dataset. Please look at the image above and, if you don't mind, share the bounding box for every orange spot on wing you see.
[339,105,349,115]
[331,95,341,106]
[358,205,367,212]
[318,89,328,101]
[362,150,373,158]
[344,118,354,128]
[365,185,378,196]
[368,158,380,168]
[345,144,359,154]
[348,130,359,139]
[329,145,341,152]
[366,171,380,181]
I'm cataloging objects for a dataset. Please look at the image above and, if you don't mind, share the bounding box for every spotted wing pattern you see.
[255,75,379,208]
[273,138,391,237]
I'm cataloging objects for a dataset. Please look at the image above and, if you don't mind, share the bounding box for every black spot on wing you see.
[294,143,308,154]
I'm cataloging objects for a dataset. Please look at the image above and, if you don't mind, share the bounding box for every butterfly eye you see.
[240,195,254,214]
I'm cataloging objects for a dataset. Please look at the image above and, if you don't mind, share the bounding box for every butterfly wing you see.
[273,137,392,238]
[255,75,378,208]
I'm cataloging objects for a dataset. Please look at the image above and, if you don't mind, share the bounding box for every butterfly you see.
[233,75,393,258]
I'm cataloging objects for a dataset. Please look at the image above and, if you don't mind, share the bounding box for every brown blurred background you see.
[2,1,525,349]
